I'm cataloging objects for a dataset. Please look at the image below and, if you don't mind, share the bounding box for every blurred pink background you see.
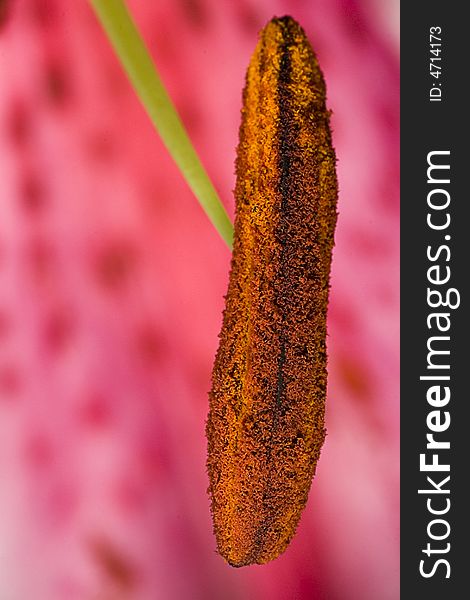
[0,1,399,599]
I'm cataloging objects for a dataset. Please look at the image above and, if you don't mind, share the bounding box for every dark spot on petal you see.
[105,64,128,99]
[338,355,387,434]
[234,1,260,35]
[179,100,202,135]
[189,360,211,394]
[89,537,137,591]
[30,0,57,29]
[143,178,172,218]
[24,433,54,469]
[377,164,399,212]
[86,130,116,162]
[180,0,208,28]
[43,308,74,354]
[139,437,169,480]
[7,100,32,148]
[0,310,11,340]
[377,98,399,135]
[329,301,357,334]
[339,0,368,43]
[20,172,47,213]
[114,477,147,514]
[374,281,396,307]
[339,355,371,400]
[95,242,136,291]
[350,229,390,258]
[48,481,78,526]
[136,325,165,364]
[44,61,72,109]
[79,393,113,430]
[0,363,21,397]
[26,238,55,283]
[0,0,11,29]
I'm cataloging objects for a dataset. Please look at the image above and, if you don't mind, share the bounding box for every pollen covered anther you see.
[206,15,338,567]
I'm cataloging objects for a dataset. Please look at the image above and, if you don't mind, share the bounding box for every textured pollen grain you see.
[206,16,338,567]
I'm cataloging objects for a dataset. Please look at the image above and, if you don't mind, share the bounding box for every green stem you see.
[89,0,233,248]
